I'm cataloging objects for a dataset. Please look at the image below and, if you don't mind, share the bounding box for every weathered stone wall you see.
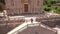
[0,19,25,34]
[36,16,60,27]
[5,0,43,16]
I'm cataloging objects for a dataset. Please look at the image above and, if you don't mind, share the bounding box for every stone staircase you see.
[7,21,57,34]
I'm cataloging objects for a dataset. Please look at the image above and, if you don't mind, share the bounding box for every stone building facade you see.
[5,0,43,15]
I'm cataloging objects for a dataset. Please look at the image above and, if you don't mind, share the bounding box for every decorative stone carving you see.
[21,0,31,4]
[11,0,14,6]
[37,0,40,6]
[28,0,31,4]
[21,0,27,3]
[5,0,43,15]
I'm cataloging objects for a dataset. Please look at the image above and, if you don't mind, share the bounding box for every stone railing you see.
[27,23,57,32]
[7,22,29,34]
[7,22,57,34]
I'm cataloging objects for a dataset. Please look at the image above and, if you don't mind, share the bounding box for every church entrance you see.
[22,4,30,15]
[24,4,28,12]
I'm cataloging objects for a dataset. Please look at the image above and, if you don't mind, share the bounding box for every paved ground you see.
[0,15,60,34]
[7,17,57,34]
[53,27,60,34]
[7,17,37,34]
